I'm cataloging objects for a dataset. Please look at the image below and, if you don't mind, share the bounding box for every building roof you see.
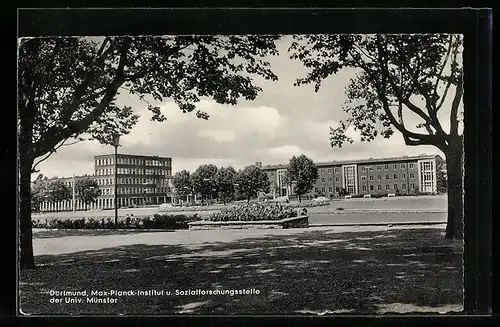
[93,153,171,159]
[261,154,441,170]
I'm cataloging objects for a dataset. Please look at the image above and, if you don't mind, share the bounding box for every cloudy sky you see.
[35,35,461,179]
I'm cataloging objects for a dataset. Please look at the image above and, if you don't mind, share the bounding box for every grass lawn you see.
[19,225,463,315]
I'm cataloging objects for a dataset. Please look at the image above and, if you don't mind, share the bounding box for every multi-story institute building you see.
[260,154,443,198]
[38,154,173,212]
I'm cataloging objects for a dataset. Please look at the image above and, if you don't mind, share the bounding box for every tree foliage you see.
[289,34,463,149]
[290,34,464,239]
[31,174,48,211]
[215,166,237,205]
[236,165,270,202]
[172,170,193,201]
[19,35,281,171]
[284,155,319,202]
[191,164,219,204]
[75,178,101,210]
[45,180,72,204]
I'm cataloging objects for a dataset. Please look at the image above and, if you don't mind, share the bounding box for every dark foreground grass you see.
[19,228,463,315]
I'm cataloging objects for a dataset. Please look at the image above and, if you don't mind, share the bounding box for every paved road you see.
[308,212,446,225]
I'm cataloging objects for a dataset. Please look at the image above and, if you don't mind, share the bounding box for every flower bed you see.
[31,214,202,230]
[207,203,305,222]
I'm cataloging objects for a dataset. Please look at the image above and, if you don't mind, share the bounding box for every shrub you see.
[208,203,300,222]
[32,214,202,230]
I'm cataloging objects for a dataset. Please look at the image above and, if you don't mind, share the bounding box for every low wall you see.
[188,215,309,230]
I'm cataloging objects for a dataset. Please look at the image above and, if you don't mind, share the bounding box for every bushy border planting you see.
[32,214,202,230]
[207,203,306,222]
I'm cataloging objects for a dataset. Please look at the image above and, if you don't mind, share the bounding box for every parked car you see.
[158,203,174,212]
[312,196,330,205]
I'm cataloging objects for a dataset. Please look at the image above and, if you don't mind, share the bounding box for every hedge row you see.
[208,203,305,222]
[32,214,202,230]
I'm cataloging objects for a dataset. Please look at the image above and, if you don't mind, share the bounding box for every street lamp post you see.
[112,134,121,229]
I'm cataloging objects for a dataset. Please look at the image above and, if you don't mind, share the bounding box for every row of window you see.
[95,157,170,167]
[303,163,416,175]
[96,178,171,186]
[319,168,340,174]
[361,173,415,181]
[362,183,416,191]
[317,173,415,184]
[98,187,171,195]
[96,168,171,176]
[361,163,414,172]
[314,183,417,194]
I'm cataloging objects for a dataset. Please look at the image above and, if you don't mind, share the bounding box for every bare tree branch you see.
[449,71,463,136]
[433,35,453,95]
[436,36,461,112]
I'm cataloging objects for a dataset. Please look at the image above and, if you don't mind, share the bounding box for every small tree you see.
[284,154,319,203]
[236,166,271,203]
[75,178,101,211]
[172,170,192,203]
[45,180,71,211]
[31,174,48,212]
[215,166,237,205]
[191,164,218,205]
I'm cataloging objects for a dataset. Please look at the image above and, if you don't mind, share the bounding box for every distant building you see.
[38,154,174,212]
[261,154,444,197]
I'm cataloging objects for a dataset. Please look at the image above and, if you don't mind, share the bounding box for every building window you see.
[321,178,325,183]
[321,187,325,193]
[410,173,415,179]
[335,177,339,182]
[377,175,381,180]
[369,166,374,171]
[361,167,366,172]
[394,184,398,190]
[377,165,381,171]
[401,163,406,169]
[369,176,374,181]
[370,185,374,191]
[386,184,390,190]
[386,175,390,180]
[402,184,406,189]
[409,163,414,169]
[361,176,366,181]
[377,185,382,191]
[411,183,415,190]
[329,178,333,183]
[334,168,339,173]
[393,164,397,169]
[394,174,398,179]
[385,164,388,170]
[402,173,406,179]
[329,187,333,192]
[320,169,325,174]
[362,185,367,191]
[328,168,332,174]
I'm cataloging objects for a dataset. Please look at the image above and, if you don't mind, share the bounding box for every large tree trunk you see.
[19,154,36,270]
[444,141,464,239]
